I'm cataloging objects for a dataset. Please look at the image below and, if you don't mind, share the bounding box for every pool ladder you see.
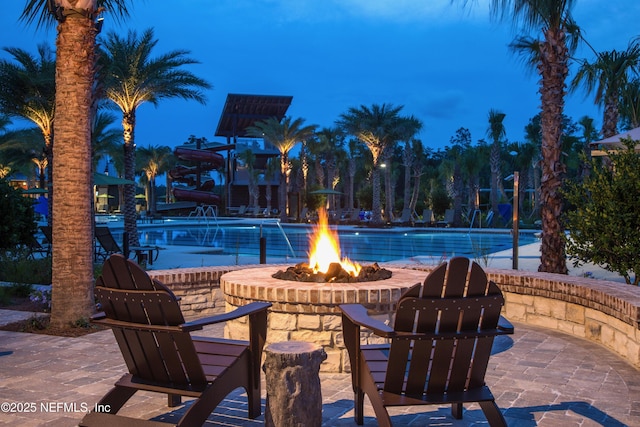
[260,218,296,258]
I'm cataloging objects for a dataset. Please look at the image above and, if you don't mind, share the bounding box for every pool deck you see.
[1,223,638,426]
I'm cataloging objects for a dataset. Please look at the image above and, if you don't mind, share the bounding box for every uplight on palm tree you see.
[99,27,211,246]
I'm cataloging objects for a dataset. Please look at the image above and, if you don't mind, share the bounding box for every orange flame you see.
[308,208,361,276]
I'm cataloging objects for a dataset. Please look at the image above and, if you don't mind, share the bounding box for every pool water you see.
[123,224,538,263]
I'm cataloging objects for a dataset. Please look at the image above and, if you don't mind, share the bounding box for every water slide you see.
[170,146,224,204]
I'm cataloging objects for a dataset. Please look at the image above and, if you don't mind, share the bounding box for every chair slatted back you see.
[96,254,207,388]
[385,257,504,396]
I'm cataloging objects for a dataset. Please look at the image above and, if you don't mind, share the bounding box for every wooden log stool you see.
[263,341,327,427]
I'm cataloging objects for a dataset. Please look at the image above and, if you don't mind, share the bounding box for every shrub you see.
[563,138,640,285]
[0,254,52,285]
[0,179,36,251]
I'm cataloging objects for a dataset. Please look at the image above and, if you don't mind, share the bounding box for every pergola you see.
[214,94,293,212]
[215,93,292,140]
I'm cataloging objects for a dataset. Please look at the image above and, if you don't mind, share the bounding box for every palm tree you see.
[487,109,506,219]
[571,41,640,138]
[99,28,211,247]
[576,115,598,180]
[246,116,316,221]
[91,110,122,171]
[137,145,172,215]
[20,0,131,328]
[337,103,405,225]
[478,0,581,274]
[0,126,45,183]
[391,115,422,219]
[620,78,640,129]
[0,44,55,219]
[237,148,259,210]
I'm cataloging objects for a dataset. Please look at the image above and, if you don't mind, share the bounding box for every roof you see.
[590,126,640,157]
[215,93,292,138]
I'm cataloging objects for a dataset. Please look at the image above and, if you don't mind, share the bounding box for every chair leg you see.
[479,401,508,427]
[168,393,181,407]
[94,386,137,414]
[354,389,364,425]
[452,402,463,419]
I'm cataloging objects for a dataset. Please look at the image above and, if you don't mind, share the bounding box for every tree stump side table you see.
[263,341,327,427]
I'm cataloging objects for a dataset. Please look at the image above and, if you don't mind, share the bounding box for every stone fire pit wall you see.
[147,263,640,372]
[220,266,427,373]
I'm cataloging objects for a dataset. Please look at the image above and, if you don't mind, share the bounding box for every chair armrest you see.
[339,304,394,338]
[181,302,272,332]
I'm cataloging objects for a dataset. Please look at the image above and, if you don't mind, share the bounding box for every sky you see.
[2,0,640,153]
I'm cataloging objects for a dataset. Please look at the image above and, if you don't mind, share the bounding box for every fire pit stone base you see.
[221,266,427,373]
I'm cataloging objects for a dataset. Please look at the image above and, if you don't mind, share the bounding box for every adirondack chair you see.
[80,254,271,427]
[340,257,513,427]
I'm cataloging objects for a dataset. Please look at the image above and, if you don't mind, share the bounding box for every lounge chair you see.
[339,257,513,426]
[95,226,160,265]
[415,209,434,227]
[39,225,52,247]
[436,208,455,227]
[391,208,414,226]
[27,234,49,259]
[80,254,271,427]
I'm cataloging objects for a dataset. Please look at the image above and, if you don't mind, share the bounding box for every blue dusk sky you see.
[1,0,639,152]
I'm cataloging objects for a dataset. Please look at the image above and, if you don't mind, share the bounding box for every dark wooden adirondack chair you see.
[340,256,513,427]
[80,254,271,427]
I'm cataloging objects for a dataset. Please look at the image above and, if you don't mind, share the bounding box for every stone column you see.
[263,341,327,427]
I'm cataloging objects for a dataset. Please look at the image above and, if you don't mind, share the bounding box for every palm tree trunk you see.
[403,145,412,211]
[44,133,53,226]
[538,28,569,274]
[50,14,96,328]
[348,157,356,210]
[279,153,288,221]
[371,161,383,225]
[490,142,500,217]
[122,111,139,247]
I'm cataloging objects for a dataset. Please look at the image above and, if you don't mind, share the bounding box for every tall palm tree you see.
[337,103,405,225]
[478,0,581,274]
[20,0,131,328]
[137,144,172,215]
[571,41,640,137]
[246,116,316,221]
[487,109,506,219]
[0,44,55,219]
[99,28,211,246]
[391,115,422,219]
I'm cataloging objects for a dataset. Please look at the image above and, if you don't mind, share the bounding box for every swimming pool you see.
[118,222,539,263]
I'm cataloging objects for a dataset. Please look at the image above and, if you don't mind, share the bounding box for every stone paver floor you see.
[0,321,639,426]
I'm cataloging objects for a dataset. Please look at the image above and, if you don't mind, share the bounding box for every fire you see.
[308,208,361,277]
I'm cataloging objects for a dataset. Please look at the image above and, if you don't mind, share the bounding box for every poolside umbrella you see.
[94,172,136,186]
[22,187,48,194]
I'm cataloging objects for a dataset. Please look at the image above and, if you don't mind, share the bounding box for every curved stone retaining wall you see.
[148,264,640,369]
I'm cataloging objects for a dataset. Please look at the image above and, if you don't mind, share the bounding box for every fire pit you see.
[221,266,425,372]
[221,209,426,372]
